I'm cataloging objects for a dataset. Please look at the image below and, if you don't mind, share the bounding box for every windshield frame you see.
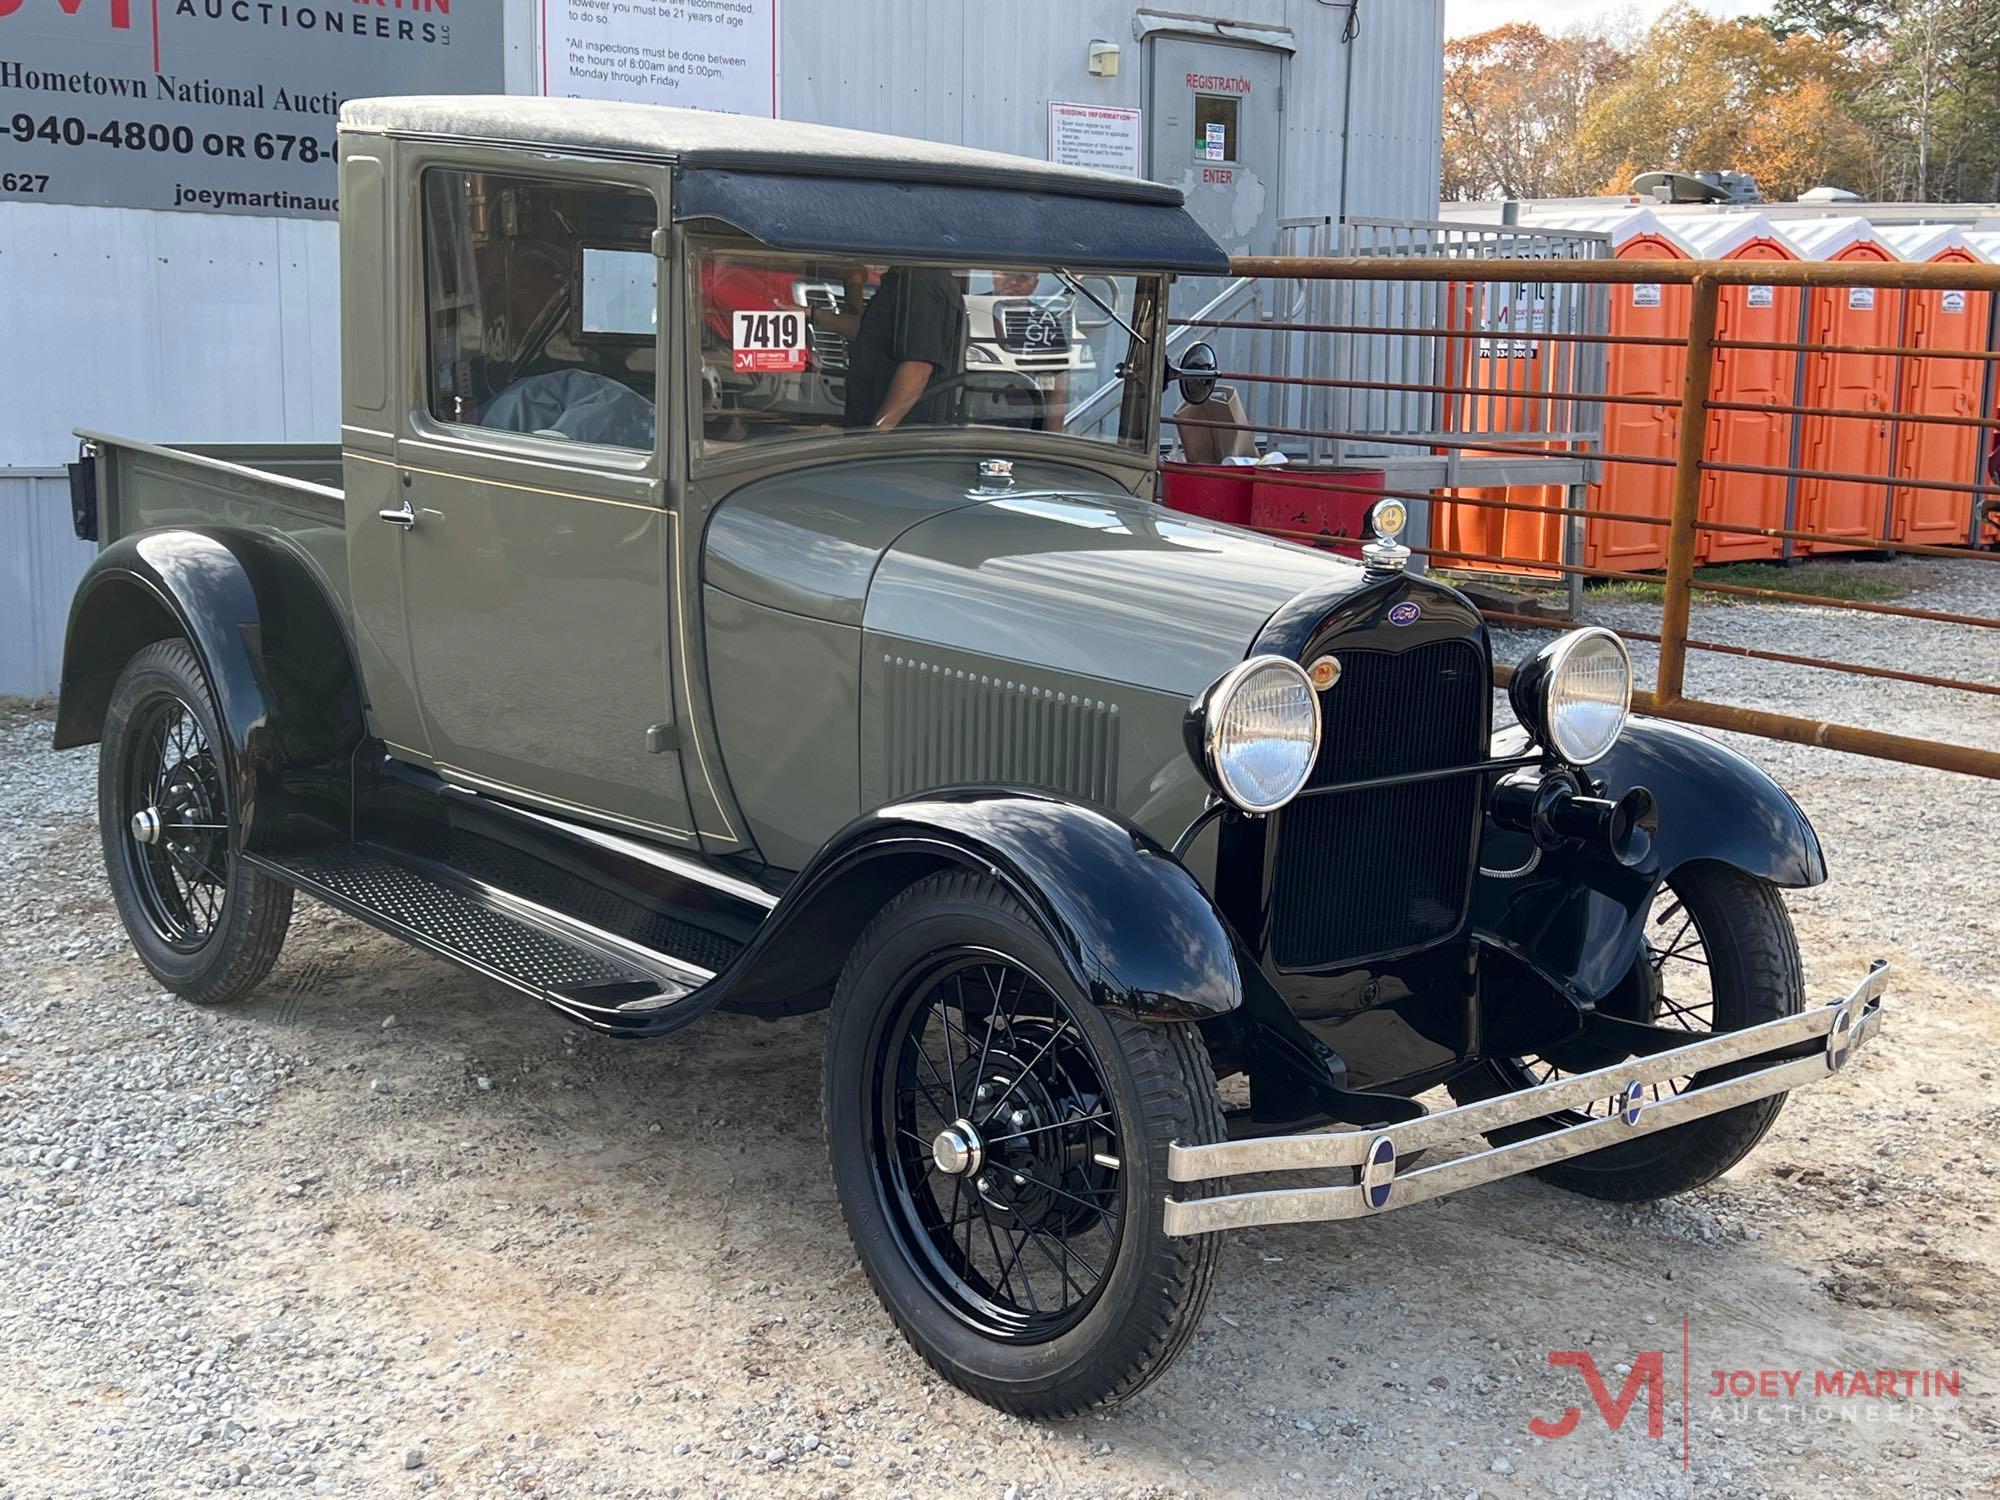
[680,231,1167,480]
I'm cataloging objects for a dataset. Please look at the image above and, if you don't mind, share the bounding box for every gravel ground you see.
[2,558,1997,1500]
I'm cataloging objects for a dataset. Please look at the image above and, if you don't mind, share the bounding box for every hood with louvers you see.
[865,490,1358,699]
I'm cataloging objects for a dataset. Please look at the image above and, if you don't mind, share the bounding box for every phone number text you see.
[8,114,336,163]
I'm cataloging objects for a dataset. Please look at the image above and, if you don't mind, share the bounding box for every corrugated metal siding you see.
[1334,0,1445,220]
[0,474,95,697]
[0,203,339,468]
[778,1,1443,224]
[1,203,340,696]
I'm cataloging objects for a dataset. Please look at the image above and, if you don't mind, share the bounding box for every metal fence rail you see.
[1173,220,1613,492]
[1189,253,2000,780]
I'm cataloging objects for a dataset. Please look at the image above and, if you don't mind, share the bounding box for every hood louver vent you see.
[883,656,1120,804]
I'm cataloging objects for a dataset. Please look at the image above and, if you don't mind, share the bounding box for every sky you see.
[1444,0,1772,38]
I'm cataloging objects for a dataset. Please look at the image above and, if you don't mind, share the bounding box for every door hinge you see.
[651,227,672,258]
[645,722,678,754]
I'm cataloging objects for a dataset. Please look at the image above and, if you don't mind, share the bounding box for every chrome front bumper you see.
[1163,961,1888,1237]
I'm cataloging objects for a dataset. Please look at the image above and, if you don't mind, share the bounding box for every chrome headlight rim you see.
[1196,654,1323,814]
[1513,625,1633,767]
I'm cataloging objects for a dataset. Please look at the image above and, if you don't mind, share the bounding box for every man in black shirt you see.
[810,265,966,429]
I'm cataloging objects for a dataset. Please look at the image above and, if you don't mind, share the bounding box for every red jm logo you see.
[0,0,132,25]
[1529,1350,1668,1440]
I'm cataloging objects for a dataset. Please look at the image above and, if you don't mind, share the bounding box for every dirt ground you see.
[2,674,1996,1498]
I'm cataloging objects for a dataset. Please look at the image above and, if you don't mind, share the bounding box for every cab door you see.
[388,151,702,847]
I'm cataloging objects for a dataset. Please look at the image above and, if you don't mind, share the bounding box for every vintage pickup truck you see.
[58,97,1886,1417]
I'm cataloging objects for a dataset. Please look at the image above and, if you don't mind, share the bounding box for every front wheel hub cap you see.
[130,807,163,846]
[931,1120,984,1178]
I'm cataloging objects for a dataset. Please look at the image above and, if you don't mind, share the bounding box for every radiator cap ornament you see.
[1362,498,1412,577]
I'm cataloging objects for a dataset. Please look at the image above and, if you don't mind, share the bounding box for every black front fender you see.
[52,528,365,849]
[1474,718,1823,1003]
[715,791,1243,1022]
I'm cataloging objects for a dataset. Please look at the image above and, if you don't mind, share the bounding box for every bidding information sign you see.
[0,0,501,217]
[1047,100,1141,179]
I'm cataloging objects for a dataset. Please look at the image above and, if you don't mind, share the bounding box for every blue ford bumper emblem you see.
[1620,1080,1645,1126]
[1362,1134,1397,1209]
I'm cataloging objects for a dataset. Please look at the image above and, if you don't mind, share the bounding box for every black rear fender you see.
[718,791,1243,1023]
[52,528,365,849]
[1473,718,1823,1004]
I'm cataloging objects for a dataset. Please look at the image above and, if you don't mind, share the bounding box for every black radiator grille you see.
[1268,639,1489,970]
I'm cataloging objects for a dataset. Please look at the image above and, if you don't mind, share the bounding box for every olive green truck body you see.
[54,97,1885,1417]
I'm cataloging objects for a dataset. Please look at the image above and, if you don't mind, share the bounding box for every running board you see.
[247,845,720,1033]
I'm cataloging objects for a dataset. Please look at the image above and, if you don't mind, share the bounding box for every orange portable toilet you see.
[1433,277,1568,576]
[1534,208,1690,574]
[1880,223,1990,548]
[1668,214,1799,563]
[1781,217,1902,554]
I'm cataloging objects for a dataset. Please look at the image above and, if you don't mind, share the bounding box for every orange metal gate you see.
[1174,252,2000,780]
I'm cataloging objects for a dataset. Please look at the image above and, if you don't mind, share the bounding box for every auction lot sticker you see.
[0,0,501,217]
[732,307,807,372]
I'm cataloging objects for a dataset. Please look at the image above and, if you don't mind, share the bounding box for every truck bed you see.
[80,430,351,608]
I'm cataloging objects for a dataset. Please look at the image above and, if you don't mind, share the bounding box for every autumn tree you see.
[1767,0,1894,42]
[1442,2,1998,206]
[1869,0,2000,200]
[1441,24,1627,200]
[1570,5,1877,202]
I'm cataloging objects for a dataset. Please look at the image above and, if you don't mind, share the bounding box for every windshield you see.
[695,248,1162,457]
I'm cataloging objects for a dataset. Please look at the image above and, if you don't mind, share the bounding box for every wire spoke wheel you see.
[871,950,1124,1343]
[119,692,231,953]
[1513,879,1719,1120]
[827,872,1224,1415]
[98,640,292,1005]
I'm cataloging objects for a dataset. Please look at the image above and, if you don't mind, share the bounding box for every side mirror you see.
[1176,342,1218,406]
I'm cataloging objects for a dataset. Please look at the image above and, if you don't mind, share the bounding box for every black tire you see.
[98,639,293,1005]
[823,870,1225,1418]
[1449,861,1803,1202]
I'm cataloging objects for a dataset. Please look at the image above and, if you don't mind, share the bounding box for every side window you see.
[422,169,660,453]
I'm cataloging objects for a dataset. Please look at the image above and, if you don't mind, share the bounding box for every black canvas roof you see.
[340,96,1229,275]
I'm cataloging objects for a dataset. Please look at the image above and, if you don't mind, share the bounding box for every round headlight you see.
[1197,656,1322,812]
[1511,627,1632,766]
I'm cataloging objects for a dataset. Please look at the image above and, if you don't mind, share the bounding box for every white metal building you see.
[1,0,1445,693]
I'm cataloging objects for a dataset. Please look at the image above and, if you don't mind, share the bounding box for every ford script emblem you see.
[1362,1135,1397,1211]
[1387,601,1421,627]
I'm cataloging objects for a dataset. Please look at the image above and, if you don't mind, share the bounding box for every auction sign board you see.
[0,0,501,218]
[540,0,777,117]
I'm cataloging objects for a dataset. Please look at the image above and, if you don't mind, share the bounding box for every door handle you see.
[377,498,417,530]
